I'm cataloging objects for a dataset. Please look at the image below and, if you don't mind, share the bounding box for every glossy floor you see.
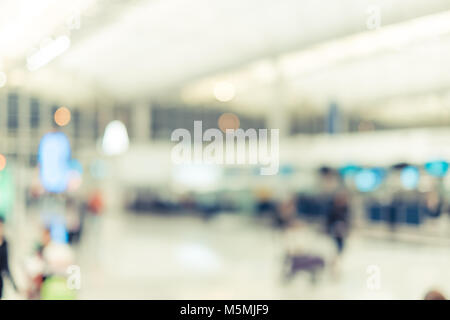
[5,211,450,299]
[78,213,450,299]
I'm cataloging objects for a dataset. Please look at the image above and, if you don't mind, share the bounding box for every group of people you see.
[0,189,104,300]
[264,168,351,257]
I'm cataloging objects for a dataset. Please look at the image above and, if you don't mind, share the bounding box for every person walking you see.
[0,216,17,299]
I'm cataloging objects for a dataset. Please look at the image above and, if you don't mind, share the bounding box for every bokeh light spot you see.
[355,168,381,192]
[424,160,449,177]
[90,159,107,179]
[0,154,6,171]
[213,82,235,102]
[401,166,420,189]
[102,120,129,155]
[54,106,71,127]
[218,113,240,132]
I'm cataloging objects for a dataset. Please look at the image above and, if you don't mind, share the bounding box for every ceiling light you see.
[27,36,71,71]
[213,81,235,102]
[102,120,130,156]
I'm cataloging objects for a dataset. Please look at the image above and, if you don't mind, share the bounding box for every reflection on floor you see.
[72,212,450,300]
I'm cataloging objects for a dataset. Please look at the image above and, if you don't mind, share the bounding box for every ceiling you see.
[1,0,450,123]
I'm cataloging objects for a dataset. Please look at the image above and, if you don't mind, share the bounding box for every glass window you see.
[51,106,58,127]
[29,154,37,167]
[30,98,40,129]
[7,93,19,130]
[72,110,80,138]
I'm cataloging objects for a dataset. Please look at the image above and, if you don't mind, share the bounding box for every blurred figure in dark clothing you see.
[387,195,400,232]
[66,198,82,244]
[255,189,277,221]
[0,216,17,299]
[326,192,350,255]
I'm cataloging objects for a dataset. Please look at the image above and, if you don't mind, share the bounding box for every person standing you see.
[326,192,350,255]
[0,216,17,299]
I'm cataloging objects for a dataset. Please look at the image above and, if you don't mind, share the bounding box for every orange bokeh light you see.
[0,154,6,171]
[218,113,240,132]
[54,107,71,127]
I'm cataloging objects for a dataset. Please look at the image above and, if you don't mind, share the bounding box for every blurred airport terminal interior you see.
[2,0,450,300]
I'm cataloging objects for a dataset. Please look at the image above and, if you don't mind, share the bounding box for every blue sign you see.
[38,132,71,193]
[355,168,383,192]
[401,166,420,189]
[339,164,361,177]
[424,160,448,177]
